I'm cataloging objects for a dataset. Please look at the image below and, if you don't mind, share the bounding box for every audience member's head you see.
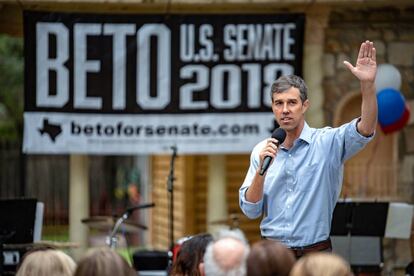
[201,229,250,276]
[247,240,295,276]
[16,248,76,276]
[170,233,213,276]
[289,252,353,276]
[74,247,136,276]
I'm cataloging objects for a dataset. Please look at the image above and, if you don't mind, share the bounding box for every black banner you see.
[24,11,305,114]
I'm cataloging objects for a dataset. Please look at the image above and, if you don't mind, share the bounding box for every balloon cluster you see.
[376,64,410,134]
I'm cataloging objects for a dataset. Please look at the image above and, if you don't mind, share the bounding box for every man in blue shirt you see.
[239,40,378,257]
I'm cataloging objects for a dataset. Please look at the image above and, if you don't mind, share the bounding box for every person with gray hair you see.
[200,229,250,276]
[240,41,378,258]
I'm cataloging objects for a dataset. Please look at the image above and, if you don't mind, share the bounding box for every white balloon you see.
[375,64,402,92]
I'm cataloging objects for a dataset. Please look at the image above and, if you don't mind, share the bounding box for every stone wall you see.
[324,6,414,200]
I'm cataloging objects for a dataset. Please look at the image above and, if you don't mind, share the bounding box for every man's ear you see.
[199,262,205,276]
[302,99,310,113]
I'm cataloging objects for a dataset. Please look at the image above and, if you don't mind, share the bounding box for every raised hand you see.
[343,40,377,83]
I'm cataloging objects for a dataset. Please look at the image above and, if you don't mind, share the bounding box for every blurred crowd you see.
[15,228,356,276]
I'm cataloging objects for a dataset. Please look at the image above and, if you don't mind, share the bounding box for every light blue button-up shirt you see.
[239,119,374,247]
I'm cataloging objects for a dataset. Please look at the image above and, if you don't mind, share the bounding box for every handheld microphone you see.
[259,128,286,175]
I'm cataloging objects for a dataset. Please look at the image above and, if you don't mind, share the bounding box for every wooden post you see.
[207,155,227,234]
[69,155,89,260]
[303,6,330,128]
[183,156,195,235]
[411,216,414,263]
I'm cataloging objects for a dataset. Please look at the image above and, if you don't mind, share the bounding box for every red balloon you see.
[380,103,411,134]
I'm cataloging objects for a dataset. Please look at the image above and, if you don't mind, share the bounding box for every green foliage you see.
[0,34,24,140]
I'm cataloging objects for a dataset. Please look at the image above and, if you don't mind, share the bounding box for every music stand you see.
[331,201,389,274]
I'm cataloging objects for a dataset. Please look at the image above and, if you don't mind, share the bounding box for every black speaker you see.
[0,198,40,244]
[133,250,169,272]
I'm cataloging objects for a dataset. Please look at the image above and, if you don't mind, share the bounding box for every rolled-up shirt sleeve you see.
[342,118,375,161]
[239,143,264,219]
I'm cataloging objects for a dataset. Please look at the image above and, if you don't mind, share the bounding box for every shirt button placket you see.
[286,152,294,235]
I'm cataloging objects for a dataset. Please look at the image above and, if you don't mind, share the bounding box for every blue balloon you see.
[377,88,406,126]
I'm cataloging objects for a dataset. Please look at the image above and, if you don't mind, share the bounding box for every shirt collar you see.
[298,121,313,144]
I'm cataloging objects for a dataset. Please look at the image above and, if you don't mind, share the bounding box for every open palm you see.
[344,41,377,82]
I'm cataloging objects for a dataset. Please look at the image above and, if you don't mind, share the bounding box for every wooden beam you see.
[0,5,23,37]
[1,1,413,37]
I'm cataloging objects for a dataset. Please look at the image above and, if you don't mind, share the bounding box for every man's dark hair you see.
[170,233,213,276]
[270,75,308,103]
[247,240,295,276]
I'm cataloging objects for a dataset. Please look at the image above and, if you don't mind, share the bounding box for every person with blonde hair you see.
[289,252,353,276]
[16,248,76,276]
[74,247,136,276]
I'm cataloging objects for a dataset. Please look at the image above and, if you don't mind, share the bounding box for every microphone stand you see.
[106,203,154,249]
[167,146,177,255]
[106,213,128,249]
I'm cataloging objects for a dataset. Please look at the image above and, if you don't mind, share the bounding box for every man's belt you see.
[289,238,332,258]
